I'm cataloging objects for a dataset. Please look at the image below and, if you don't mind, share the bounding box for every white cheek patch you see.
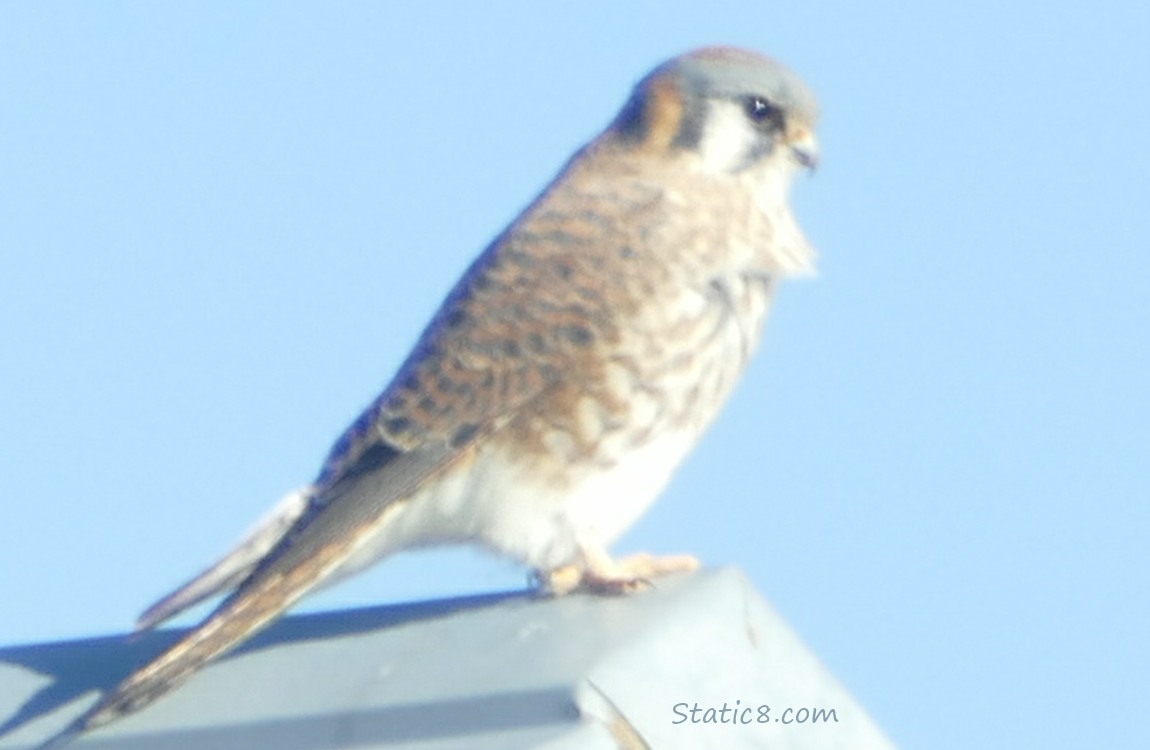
[697,99,766,173]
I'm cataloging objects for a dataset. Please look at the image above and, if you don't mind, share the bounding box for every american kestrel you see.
[36,45,818,748]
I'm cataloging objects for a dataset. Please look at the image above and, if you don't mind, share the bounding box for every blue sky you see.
[2,3,1147,749]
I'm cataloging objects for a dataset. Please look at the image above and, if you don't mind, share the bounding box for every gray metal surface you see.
[0,568,896,749]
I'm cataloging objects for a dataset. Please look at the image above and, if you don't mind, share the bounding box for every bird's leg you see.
[541,547,700,596]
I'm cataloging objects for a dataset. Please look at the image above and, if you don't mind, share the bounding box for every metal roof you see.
[1,568,896,749]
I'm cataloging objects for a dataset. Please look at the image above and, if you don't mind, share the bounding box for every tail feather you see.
[32,581,298,750]
[135,488,311,632]
[96,577,310,729]
[48,565,317,748]
[34,442,458,749]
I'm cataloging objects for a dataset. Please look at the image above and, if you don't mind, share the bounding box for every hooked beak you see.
[788,130,819,171]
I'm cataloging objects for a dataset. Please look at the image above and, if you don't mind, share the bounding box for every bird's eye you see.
[744,96,782,127]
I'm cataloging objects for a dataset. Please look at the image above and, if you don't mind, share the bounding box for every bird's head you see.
[610,47,819,180]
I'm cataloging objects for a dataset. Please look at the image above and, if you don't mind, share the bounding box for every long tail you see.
[35,549,330,749]
[34,442,458,750]
[135,488,310,632]
[34,490,415,749]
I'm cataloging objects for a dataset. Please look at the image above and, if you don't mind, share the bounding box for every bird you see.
[34,45,819,748]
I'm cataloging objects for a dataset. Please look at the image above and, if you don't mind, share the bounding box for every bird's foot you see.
[541,552,700,596]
